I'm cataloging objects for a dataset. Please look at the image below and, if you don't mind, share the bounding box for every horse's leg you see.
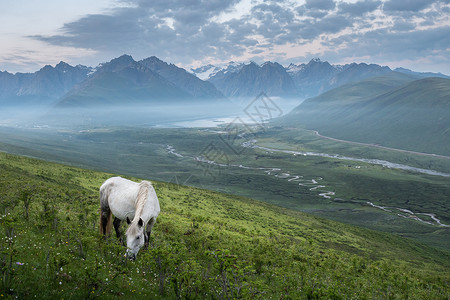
[144,217,156,249]
[113,217,123,244]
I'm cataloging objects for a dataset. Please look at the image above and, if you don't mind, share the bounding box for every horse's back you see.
[101,176,137,189]
[100,177,140,220]
[100,177,159,221]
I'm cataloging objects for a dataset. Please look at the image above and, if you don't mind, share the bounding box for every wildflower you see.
[16,262,24,265]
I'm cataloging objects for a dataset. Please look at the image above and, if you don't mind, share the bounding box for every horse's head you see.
[125,217,145,260]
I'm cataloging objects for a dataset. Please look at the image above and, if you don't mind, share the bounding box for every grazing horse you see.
[99,176,160,260]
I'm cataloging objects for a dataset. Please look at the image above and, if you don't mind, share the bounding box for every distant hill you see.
[278,73,450,156]
[394,67,450,79]
[0,62,92,106]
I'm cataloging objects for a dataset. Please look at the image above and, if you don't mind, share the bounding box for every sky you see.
[0,0,449,74]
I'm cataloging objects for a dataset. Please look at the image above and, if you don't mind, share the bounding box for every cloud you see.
[383,0,434,12]
[391,19,416,32]
[23,0,450,74]
[338,0,381,16]
[33,1,248,65]
[304,0,336,11]
[315,15,352,33]
[252,3,294,24]
[321,25,450,70]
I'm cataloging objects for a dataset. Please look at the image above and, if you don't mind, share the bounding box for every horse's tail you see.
[99,185,113,235]
[99,208,113,235]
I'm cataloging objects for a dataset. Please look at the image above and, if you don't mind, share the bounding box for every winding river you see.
[166,141,450,228]
[244,139,450,178]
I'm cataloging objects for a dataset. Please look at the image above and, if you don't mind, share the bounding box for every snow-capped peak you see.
[190,61,245,80]
[190,64,220,80]
[286,63,305,74]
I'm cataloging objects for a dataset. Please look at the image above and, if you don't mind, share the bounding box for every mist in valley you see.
[0,96,305,130]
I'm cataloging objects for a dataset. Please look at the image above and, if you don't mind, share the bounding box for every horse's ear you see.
[127,217,131,225]
[138,218,143,227]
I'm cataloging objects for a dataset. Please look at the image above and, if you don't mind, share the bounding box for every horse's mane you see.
[127,180,153,234]
[135,180,152,218]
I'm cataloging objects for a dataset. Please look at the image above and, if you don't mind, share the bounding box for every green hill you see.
[279,74,450,156]
[0,152,449,298]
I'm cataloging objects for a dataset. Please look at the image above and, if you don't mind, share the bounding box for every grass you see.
[1,151,449,298]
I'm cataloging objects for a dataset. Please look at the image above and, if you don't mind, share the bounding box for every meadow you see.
[1,151,449,298]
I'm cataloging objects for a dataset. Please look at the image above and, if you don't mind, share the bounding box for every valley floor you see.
[0,124,449,251]
[311,129,450,160]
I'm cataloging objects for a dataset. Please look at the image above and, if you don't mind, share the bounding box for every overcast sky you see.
[1,0,449,74]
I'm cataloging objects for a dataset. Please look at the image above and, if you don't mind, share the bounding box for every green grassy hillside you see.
[0,152,449,298]
[279,74,450,156]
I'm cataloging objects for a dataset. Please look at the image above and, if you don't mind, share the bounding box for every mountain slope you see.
[395,67,450,79]
[55,55,192,108]
[279,74,450,155]
[191,61,245,81]
[139,56,225,99]
[0,62,91,106]
[329,62,392,88]
[0,152,449,298]
[287,58,340,97]
[287,59,392,98]
[190,64,220,80]
[209,61,297,98]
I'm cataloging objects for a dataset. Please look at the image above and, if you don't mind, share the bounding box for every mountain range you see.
[55,54,228,109]
[1,55,448,111]
[194,58,448,99]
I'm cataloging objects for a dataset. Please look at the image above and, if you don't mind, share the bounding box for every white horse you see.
[99,176,160,260]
